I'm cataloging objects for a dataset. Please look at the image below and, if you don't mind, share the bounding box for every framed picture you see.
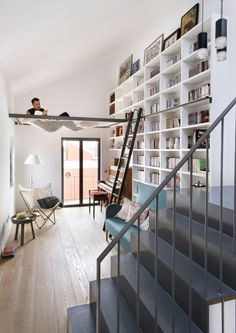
[163,28,181,50]
[118,55,133,85]
[144,34,164,65]
[180,4,199,36]
[132,59,140,75]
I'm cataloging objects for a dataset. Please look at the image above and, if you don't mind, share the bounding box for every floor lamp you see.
[24,154,44,188]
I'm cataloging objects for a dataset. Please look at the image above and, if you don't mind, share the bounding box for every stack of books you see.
[189,60,209,78]
[137,155,145,165]
[150,103,160,114]
[167,54,181,68]
[1,246,16,259]
[167,73,181,88]
[137,170,145,182]
[188,129,210,149]
[166,97,180,109]
[150,85,159,96]
[188,110,209,125]
[166,117,181,128]
[150,120,160,132]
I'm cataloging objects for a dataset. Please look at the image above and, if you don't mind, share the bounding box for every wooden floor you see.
[0,207,115,333]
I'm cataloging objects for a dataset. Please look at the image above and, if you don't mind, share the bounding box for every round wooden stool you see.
[89,190,108,219]
[11,214,37,246]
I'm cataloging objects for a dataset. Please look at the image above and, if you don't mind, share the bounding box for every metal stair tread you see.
[67,304,95,333]
[90,278,139,333]
[134,231,236,302]
[118,253,203,333]
[159,208,234,254]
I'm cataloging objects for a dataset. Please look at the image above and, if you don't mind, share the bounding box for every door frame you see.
[61,137,101,207]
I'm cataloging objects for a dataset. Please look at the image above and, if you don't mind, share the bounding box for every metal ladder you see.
[109,108,143,204]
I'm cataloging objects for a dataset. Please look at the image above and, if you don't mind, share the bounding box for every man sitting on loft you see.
[26,97,69,117]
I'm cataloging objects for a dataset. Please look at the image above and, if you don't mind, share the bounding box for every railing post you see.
[220,119,224,333]
[96,260,101,333]
[234,109,236,255]
[172,176,176,333]
[117,240,120,333]
[189,156,193,333]
[136,217,141,332]
[155,195,159,333]
[204,138,209,297]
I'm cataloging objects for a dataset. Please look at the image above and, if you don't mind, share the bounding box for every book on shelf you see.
[188,41,198,54]
[150,103,160,114]
[150,85,159,96]
[150,156,160,167]
[137,170,145,182]
[137,92,144,102]
[109,103,115,115]
[150,120,160,132]
[189,60,209,78]
[137,155,145,165]
[166,157,180,169]
[166,97,180,109]
[166,54,181,68]
[150,67,160,78]
[167,73,181,88]
[188,83,211,102]
[116,126,124,136]
[110,92,115,104]
[188,129,210,148]
[188,110,209,125]
[150,172,159,185]
[188,159,207,173]
[150,138,160,149]
[166,117,181,129]
[137,139,145,149]
[166,137,180,149]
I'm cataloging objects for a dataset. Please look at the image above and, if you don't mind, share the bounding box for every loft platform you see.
[9,113,127,132]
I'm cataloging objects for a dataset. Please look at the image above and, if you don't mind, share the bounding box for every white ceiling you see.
[0,0,193,95]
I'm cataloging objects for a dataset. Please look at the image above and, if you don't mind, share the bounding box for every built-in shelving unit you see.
[108,14,228,198]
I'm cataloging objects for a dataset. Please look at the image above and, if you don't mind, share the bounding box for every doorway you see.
[61,138,100,206]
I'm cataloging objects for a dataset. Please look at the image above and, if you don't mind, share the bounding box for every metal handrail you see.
[96,97,236,333]
[97,96,236,263]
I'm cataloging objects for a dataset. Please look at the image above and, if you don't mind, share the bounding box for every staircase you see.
[67,97,236,333]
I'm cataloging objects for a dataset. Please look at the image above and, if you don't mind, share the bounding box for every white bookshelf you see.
[108,14,229,197]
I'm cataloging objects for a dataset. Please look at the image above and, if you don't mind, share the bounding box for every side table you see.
[11,214,37,246]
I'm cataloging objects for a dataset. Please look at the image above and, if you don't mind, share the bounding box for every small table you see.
[11,214,37,246]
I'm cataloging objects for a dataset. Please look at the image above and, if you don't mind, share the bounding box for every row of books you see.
[166,137,180,149]
[150,120,160,132]
[137,92,144,102]
[137,155,145,165]
[137,139,145,149]
[150,156,160,167]
[188,110,209,125]
[150,67,160,78]
[166,157,180,169]
[137,170,145,182]
[188,159,207,173]
[166,54,181,68]
[136,78,144,87]
[150,85,159,96]
[166,97,180,109]
[116,126,124,136]
[150,138,160,149]
[167,73,181,88]
[188,129,210,149]
[166,117,181,129]
[150,172,160,185]
[189,60,209,78]
[189,83,211,102]
[150,102,160,114]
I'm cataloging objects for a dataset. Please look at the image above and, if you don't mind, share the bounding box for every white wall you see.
[0,68,15,250]
[14,58,115,210]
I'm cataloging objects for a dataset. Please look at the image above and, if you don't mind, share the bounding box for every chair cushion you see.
[105,217,138,252]
[37,196,60,209]
[126,201,149,227]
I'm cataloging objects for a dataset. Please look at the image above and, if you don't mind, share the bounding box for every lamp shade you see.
[24,154,44,165]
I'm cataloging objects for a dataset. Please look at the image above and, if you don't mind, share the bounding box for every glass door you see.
[62,138,100,206]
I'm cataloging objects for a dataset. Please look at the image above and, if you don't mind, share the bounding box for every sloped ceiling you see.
[0,0,195,95]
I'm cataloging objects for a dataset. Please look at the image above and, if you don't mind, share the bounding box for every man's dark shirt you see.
[27,108,45,115]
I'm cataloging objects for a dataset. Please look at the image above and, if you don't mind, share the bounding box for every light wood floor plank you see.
[0,207,114,333]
